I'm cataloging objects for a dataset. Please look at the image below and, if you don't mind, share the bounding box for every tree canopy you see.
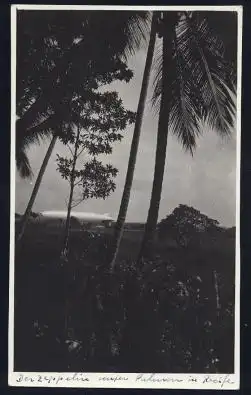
[56,91,135,208]
[16,10,149,178]
[158,204,221,247]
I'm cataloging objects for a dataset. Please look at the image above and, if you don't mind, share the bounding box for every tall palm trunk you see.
[138,14,177,262]
[109,13,157,271]
[61,125,81,258]
[16,134,57,243]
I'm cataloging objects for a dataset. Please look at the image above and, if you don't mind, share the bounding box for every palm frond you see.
[122,12,151,58]
[151,39,164,115]
[186,12,236,136]
[81,11,151,63]
[16,95,50,135]
[15,112,56,181]
[16,147,33,179]
[169,34,202,154]
[152,14,202,153]
[24,122,53,146]
[195,11,238,72]
[151,11,236,152]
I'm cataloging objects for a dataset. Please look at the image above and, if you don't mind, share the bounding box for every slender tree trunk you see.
[138,14,177,262]
[61,125,81,258]
[109,13,157,271]
[61,125,81,336]
[16,134,58,243]
[61,182,74,259]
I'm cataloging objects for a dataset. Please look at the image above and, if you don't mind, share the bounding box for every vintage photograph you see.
[10,5,241,388]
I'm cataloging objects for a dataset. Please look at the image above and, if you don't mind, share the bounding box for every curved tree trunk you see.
[138,13,177,262]
[109,13,157,271]
[16,134,57,243]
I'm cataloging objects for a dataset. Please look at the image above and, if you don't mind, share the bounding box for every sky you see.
[15,44,237,227]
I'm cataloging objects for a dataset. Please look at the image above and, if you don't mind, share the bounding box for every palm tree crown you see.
[139,10,237,260]
[152,11,236,153]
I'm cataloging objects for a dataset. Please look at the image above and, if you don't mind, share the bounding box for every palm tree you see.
[16,10,150,242]
[138,11,236,261]
[110,12,158,271]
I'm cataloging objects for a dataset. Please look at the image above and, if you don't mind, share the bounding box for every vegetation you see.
[15,206,235,373]
[56,91,135,256]
[138,11,236,261]
[111,10,237,265]
[16,10,149,177]
[158,204,223,247]
[16,10,144,241]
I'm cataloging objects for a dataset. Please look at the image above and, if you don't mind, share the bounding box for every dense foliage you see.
[15,206,235,373]
[16,10,147,177]
[56,91,135,204]
[158,205,223,247]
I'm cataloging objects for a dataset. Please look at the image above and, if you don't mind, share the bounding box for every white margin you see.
[9,3,17,380]
[9,4,243,390]
[233,4,243,389]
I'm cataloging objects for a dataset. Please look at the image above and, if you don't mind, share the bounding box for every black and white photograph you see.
[9,5,242,389]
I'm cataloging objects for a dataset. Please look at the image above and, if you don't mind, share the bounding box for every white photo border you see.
[9,4,243,390]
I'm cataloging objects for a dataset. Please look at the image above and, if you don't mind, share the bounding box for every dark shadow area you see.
[14,210,235,373]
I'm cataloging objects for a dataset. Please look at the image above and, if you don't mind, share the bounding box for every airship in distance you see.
[38,210,114,229]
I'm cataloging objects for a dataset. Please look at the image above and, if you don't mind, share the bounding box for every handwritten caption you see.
[14,373,236,389]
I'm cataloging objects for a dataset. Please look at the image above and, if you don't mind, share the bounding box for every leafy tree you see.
[54,91,135,336]
[158,204,220,248]
[55,92,135,258]
[139,11,237,260]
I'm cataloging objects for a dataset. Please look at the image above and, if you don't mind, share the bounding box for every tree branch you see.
[66,143,74,157]
[71,198,83,209]
[73,178,83,188]
[76,145,86,159]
